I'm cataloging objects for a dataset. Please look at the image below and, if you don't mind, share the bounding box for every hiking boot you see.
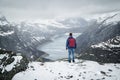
[69,60,71,63]
[73,60,75,63]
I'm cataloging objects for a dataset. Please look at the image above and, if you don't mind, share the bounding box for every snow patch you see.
[33,36,45,41]
[0,54,23,73]
[0,31,14,36]
[5,56,23,72]
[91,36,120,49]
[0,53,9,59]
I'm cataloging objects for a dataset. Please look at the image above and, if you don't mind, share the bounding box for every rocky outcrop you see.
[0,49,29,80]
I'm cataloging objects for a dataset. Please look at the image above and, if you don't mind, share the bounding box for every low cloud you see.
[0,0,120,22]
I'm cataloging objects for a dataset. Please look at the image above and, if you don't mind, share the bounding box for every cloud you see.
[0,0,120,22]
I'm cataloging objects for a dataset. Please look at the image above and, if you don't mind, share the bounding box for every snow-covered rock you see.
[0,49,28,80]
[0,31,14,36]
[91,36,120,49]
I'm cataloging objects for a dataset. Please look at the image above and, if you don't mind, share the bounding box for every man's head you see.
[69,33,72,36]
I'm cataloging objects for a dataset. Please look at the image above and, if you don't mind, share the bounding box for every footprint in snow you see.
[108,69,112,72]
[65,75,73,79]
[40,63,44,66]
[100,71,108,76]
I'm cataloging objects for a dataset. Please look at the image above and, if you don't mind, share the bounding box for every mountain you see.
[0,14,12,36]
[0,14,9,25]
[76,15,120,63]
[56,17,88,32]
[0,14,47,60]
[0,14,18,51]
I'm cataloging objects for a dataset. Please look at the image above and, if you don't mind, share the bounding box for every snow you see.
[0,54,23,73]
[0,53,9,59]
[0,14,9,25]
[0,31,14,36]
[0,21,8,25]
[12,59,120,80]
[109,44,120,47]
[91,42,120,49]
[19,19,69,32]
[91,42,107,49]
[0,53,9,72]
[39,19,69,29]
[33,36,45,41]
[5,56,23,72]
[90,11,120,23]
[116,36,120,40]
[91,36,120,49]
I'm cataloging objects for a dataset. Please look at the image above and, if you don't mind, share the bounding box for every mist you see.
[0,0,120,22]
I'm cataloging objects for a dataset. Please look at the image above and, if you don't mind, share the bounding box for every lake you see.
[38,33,81,60]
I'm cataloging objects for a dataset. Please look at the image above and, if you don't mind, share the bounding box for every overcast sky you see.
[0,0,120,22]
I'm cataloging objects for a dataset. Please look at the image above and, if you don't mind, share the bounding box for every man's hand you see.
[66,48,68,50]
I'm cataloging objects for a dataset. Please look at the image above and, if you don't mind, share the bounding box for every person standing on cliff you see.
[66,33,77,63]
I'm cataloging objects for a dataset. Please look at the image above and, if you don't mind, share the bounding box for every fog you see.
[0,0,120,22]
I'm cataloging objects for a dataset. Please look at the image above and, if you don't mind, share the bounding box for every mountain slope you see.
[76,16,120,63]
[0,14,50,60]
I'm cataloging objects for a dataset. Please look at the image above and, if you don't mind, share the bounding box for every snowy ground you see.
[12,59,120,80]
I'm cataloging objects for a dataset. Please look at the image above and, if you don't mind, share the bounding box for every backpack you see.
[68,38,76,47]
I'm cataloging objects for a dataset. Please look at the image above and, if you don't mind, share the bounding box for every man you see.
[66,33,77,63]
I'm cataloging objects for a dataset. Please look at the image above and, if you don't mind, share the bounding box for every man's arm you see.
[75,39,77,49]
[66,38,69,50]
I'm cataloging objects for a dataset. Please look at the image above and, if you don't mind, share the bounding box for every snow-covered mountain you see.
[91,11,120,24]
[0,14,9,26]
[0,14,18,52]
[0,14,48,60]
[76,14,120,63]
[0,14,13,36]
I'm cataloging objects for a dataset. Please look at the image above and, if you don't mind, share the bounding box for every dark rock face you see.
[0,49,29,80]
[76,21,120,63]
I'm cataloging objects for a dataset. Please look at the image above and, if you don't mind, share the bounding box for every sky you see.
[0,0,120,22]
